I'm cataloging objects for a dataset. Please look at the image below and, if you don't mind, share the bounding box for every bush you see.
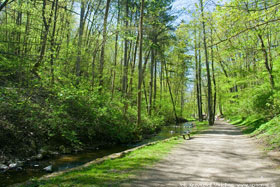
[0,88,49,157]
[0,84,177,160]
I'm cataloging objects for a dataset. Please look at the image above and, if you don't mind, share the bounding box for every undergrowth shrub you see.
[0,85,171,158]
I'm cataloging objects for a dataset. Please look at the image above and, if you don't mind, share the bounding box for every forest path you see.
[124,120,280,186]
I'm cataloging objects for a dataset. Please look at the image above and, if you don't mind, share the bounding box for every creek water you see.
[0,123,188,186]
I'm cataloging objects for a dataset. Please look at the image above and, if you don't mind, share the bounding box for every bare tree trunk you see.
[219,95,223,116]
[160,60,163,104]
[129,33,139,95]
[211,28,217,120]
[257,33,274,89]
[137,0,144,126]
[153,51,157,110]
[122,0,129,94]
[164,60,178,123]
[111,0,120,98]
[143,80,149,113]
[148,49,154,116]
[50,0,59,85]
[15,2,22,83]
[195,28,203,121]
[32,0,55,77]
[91,44,99,89]
[15,4,22,56]
[99,0,111,88]
[200,0,214,125]
[198,31,203,120]
[75,0,86,79]
[180,86,184,117]
[23,16,30,55]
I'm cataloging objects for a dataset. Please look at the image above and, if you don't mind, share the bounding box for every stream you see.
[0,123,187,186]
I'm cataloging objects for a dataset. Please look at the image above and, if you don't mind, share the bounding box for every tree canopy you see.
[1,0,280,161]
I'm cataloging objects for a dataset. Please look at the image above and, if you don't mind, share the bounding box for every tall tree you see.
[122,0,129,94]
[99,0,111,88]
[32,0,55,77]
[200,0,214,125]
[195,26,203,121]
[137,0,144,126]
[111,0,121,97]
[50,0,59,85]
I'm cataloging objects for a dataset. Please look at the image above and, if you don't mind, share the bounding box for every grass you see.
[230,116,266,134]
[252,116,280,150]
[25,122,209,187]
[229,115,280,150]
[26,138,182,187]
[193,121,209,134]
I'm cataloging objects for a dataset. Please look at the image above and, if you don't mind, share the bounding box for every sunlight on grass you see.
[192,121,209,135]
[25,122,210,187]
[230,115,280,150]
[27,138,183,187]
[230,116,265,134]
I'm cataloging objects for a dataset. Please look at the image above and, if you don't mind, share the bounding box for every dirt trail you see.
[125,120,280,186]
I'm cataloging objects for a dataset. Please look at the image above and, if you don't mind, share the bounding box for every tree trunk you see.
[32,0,55,77]
[129,33,139,95]
[200,0,214,125]
[257,33,274,89]
[122,0,129,94]
[160,59,163,104]
[91,45,99,89]
[99,0,111,88]
[195,27,203,121]
[148,49,154,116]
[137,0,144,126]
[211,28,217,120]
[153,51,157,110]
[164,60,178,123]
[111,0,120,98]
[76,0,86,79]
[198,31,203,120]
[50,0,59,85]
[180,86,184,118]
[143,80,149,113]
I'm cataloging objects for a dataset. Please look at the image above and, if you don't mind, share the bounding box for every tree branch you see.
[210,18,280,47]
[0,0,15,12]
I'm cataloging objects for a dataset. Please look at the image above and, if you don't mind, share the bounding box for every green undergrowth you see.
[229,115,280,150]
[230,115,266,134]
[26,137,183,187]
[0,86,175,160]
[252,116,280,150]
[26,122,209,186]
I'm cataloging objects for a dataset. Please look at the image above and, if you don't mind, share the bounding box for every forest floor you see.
[123,121,280,186]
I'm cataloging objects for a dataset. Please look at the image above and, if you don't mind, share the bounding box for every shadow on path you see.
[124,120,280,186]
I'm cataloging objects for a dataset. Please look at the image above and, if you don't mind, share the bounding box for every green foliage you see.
[0,88,50,157]
[0,0,194,161]
[223,83,277,119]
[0,84,174,157]
[251,87,274,117]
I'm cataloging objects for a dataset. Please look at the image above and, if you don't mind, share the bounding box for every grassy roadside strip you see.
[22,122,209,187]
[229,115,280,150]
[192,121,209,135]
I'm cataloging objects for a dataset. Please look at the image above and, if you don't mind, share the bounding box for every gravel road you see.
[126,120,280,187]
